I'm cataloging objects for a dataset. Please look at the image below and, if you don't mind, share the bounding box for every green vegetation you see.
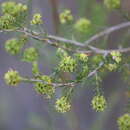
[1,0,130,129]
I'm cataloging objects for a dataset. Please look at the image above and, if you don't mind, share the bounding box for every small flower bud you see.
[1,2,28,16]
[110,51,122,63]
[74,18,91,33]
[1,2,28,26]
[4,69,21,86]
[0,14,16,29]
[23,47,39,62]
[59,56,77,72]
[91,95,107,112]
[75,53,88,63]
[31,13,43,25]
[34,75,55,99]
[55,96,71,113]
[117,113,130,130]
[105,63,117,71]
[5,38,25,55]
[59,9,73,24]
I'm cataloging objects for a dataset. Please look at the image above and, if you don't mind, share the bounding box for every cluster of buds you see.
[55,96,71,113]
[59,56,77,72]
[105,63,118,71]
[59,9,73,24]
[1,1,27,16]
[5,37,27,55]
[31,13,43,25]
[4,69,21,86]
[0,1,28,28]
[34,75,55,99]
[74,18,91,33]
[0,14,16,29]
[23,47,39,62]
[91,95,107,112]
[117,113,130,130]
[105,51,122,71]
[75,53,88,63]
[110,51,122,63]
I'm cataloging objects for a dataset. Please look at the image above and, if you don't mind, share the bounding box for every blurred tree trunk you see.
[49,0,59,34]
[122,0,130,13]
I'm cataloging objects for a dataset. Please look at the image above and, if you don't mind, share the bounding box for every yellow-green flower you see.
[5,38,26,55]
[117,113,130,130]
[0,14,16,29]
[59,9,73,24]
[4,69,21,86]
[75,53,88,63]
[55,96,71,113]
[59,56,77,72]
[23,47,39,62]
[31,13,43,25]
[110,51,122,63]
[34,75,55,99]
[1,1,28,26]
[1,2,28,16]
[105,63,117,71]
[74,18,91,33]
[91,95,107,112]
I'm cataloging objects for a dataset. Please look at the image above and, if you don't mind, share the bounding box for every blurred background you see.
[0,0,130,130]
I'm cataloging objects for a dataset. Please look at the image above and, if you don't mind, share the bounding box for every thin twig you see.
[87,62,104,78]
[84,22,130,45]
[22,78,76,87]
[17,27,130,54]
[22,60,105,88]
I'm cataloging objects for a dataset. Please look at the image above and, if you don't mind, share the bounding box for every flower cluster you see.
[31,13,43,25]
[1,1,28,28]
[117,113,130,130]
[55,96,71,113]
[1,2,27,16]
[75,53,88,63]
[74,18,91,33]
[74,53,89,80]
[0,14,16,29]
[23,47,39,62]
[105,51,122,71]
[4,69,21,86]
[110,51,122,63]
[34,75,55,99]
[104,0,120,9]
[105,63,117,71]
[59,56,77,72]
[91,95,107,112]
[5,37,27,55]
[59,10,73,24]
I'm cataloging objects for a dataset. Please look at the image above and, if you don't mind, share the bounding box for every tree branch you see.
[84,22,130,45]
[22,60,105,88]
[1,22,130,54]
[22,78,76,88]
